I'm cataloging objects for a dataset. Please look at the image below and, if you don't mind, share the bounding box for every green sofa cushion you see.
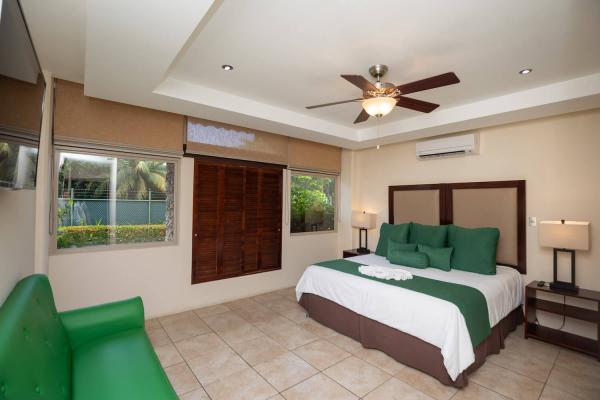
[448,224,500,275]
[418,244,453,271]
[409,223,448,248]
[72,329,177,400]
[0,274,71,400]
[375,223,411,256]
[388,241,429,268]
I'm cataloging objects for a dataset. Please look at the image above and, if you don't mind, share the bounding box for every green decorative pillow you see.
[448,224,500,275]
[375,223,411,256]
[388,249,429,269]
[418,244,453,271]
[409,223,448,248]
[387,240,417,257]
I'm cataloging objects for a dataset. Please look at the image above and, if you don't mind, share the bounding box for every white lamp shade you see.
[362,97,396,117]
[538,221,590,250]
[351,211,376,229]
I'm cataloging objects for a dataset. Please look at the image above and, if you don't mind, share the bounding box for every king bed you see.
[296,180,526,387]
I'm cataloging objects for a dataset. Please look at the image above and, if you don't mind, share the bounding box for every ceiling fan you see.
[306,65,460,124]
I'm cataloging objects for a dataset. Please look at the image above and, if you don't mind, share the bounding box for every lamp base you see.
[549,280,579,293]
[356,247,371,254]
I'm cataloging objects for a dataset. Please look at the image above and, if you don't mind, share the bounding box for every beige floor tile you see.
[281,373,358,400]
[252,292,285,304]
[254,352,318,391]
[230,335,288,366]
[179,387,210,400]
[164,363,201,395]
[154,342,184,367]
[267,323,318,350]
[202,311,248,332]
[294,339,350,370]
[363,377,434,400]
[503,333,560,364]
[451,383,508,400]
[145,318,161,329]
[547,363,600,400]
[324,356,391,397]
[223,297,259,310]
[555,348,600,374]
[161,312,211,342]
[268,395,284,400]
[487,343,555,382]
[204,368,277,400]
[355,348,405,375]
[394,366,457,400]
[279,306,309,324]
[254,314,297,335]
[262,297,297,312]
[539,385,581,400]
[187,347,250,386]
[193,304,230,318]
[235,306,279,324]
[174,332,228,361]
[298,318,337,338]
[326,333,364,354]
[147,326,171,347]
[470,362,543,400]
[160,311,198,325]
[219,322,265,345]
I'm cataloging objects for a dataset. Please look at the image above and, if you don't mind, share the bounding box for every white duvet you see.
[295,253,523,381]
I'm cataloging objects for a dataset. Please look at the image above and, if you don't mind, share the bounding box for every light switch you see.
[528,216,537,227]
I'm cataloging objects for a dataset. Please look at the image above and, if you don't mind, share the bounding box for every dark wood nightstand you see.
[525,281,600,360]
[342,249,369,258]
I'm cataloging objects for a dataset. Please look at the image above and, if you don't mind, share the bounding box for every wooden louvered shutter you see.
[191,157,282,284]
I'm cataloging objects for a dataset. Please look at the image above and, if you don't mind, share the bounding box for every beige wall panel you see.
[54,79,184,153]
[393,190,440,225]
[452,188,518,265]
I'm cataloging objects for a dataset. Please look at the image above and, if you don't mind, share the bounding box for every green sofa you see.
[0,274,177,400]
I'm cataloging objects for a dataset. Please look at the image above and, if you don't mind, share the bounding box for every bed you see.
[296,180,526,387]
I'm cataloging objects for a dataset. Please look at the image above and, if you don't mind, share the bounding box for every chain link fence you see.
[58,190,167,227]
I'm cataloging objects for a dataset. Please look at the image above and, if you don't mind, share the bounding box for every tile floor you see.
[146,287,600,400]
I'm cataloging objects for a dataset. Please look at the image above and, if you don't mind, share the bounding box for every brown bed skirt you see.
[299,293,523,388]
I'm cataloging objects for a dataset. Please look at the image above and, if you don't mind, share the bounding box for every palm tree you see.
[115,159,166,200]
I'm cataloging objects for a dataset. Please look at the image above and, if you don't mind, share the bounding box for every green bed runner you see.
[315,259,491,347]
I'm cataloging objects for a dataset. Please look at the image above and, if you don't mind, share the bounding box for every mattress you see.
[295,253,523,380]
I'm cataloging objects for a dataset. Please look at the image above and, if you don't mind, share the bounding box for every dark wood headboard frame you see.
[389,180,526,274]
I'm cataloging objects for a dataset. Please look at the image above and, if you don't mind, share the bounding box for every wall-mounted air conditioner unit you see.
[416,133,479,160]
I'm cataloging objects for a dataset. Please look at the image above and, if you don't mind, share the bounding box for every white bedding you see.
[295,253,523,380]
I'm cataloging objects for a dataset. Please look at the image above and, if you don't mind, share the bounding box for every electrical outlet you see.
[528,216,537,227]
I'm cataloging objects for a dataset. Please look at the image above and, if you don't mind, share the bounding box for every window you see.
[0,139,38,190]
[290,172,336,233]
[55,150,176,249]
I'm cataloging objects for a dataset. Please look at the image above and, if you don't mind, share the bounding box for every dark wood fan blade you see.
[341,75,377,92]
[396,72,459,95]
[353,109,370,124]
[306,98,363,109]
[394,96,439,113]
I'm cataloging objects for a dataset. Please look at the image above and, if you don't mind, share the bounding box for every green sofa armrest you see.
[60,297,144,349]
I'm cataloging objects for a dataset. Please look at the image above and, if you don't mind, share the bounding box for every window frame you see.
[289,169,339,236]
[50,146,180,254]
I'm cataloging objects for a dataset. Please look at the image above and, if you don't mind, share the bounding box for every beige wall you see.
[48,157,339,318]
[349,108,600,338]
[0,189,36,304]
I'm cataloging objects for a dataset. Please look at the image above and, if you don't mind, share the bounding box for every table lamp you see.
[538,220,590,292]
[351,211,376,254]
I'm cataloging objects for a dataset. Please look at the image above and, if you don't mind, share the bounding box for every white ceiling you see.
[19,0,600,149]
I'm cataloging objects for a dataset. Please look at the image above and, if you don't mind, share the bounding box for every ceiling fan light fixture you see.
[362,96,396,117]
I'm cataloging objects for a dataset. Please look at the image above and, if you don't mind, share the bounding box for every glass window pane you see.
[56,151,175,249]
[0,140,37,190]
[290,173,336,233]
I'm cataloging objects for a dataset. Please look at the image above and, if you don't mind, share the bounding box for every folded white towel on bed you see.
[358,265,413,281]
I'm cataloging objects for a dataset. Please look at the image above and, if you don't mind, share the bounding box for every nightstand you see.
[342,249,368,258]
[525,281,600,360]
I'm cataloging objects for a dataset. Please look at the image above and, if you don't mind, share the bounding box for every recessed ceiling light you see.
[221,64,234,71]
[519,68,532,75]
